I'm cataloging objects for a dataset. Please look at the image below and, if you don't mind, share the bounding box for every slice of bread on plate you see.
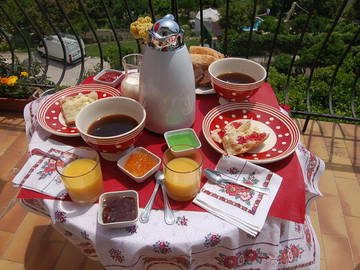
[211,120,269,155]
[60,91,98,126]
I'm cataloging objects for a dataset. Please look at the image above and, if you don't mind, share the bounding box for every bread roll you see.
[189,46,224,59]
[211,120,269,155]
[190,53,216,68]
[60,91,98,126]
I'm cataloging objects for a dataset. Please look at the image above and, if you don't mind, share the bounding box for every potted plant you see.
[0,72,43,112]
[0,55,52,112]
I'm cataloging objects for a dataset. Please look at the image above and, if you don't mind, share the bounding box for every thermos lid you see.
[148,14,184,51]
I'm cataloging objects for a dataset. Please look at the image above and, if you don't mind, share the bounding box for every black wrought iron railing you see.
[0,0,359,132]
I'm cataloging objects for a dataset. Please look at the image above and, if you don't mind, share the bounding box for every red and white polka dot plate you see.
[37,84,122,137]
[202,102,300,164]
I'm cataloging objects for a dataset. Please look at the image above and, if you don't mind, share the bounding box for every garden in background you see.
[0,0,359,121]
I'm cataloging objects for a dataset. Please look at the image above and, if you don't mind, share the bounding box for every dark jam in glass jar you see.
[102,196,137,223]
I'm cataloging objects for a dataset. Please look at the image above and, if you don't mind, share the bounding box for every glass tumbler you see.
[55,147,103,205]
[163,145,203,201]
[120,53,142,100]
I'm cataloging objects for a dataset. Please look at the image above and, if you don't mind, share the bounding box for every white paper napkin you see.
[193,155,283,236]
[12,139,72,198]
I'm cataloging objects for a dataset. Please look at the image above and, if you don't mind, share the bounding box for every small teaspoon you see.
[155,170,175,225]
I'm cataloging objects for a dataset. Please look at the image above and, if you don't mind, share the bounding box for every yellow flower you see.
[20,71,29,77]
[130,16,153,41]
[6,76,18,86]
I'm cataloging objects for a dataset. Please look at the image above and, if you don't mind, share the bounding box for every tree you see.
[218,0,254,32]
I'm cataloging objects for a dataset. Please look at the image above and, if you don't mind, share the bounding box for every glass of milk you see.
[120,53,142,101]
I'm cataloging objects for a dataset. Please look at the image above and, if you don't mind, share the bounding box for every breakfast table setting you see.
[12,15,324,270]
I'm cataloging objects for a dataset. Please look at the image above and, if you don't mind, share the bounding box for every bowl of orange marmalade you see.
[117,147,160,183]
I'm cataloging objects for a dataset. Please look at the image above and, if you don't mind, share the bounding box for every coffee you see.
[87,114,138,137]
[217,72,256,84]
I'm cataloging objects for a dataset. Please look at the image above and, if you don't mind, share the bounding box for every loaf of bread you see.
[211,120,269,155]
[189,46,224,59]
[60,91,98,126]
[190,53,217,67]
[189,46,224,88]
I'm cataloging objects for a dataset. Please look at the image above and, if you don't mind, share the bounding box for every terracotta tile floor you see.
[0,112,359,270]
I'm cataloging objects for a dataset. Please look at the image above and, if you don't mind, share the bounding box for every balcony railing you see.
[0,0,359,132]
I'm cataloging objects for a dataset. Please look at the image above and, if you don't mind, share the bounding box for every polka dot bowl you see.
[76,96,146,161]
[208,58,266,102]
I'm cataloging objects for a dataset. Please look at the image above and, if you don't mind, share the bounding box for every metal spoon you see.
[139,177,160,223]
[155,170,175,225]
[204,169,270,195]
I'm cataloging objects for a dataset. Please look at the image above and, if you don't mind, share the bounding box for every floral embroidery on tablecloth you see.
[81,230,90,240]
[126,225,138,234]
[176,216,188,226]
[109,248,124,263]
[215,248,269,268]
[306,153,318,183]
[36,159,57,180]
[153,241,171,254]
[303,222,313,249]
[294,223,302,233]
[54,210,66,223]
[278,244,304,264]
[204,233,221,248]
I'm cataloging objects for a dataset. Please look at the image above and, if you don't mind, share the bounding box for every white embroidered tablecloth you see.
[18,98,324,270]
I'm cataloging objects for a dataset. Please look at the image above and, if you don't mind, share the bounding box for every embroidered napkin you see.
[193,155,283,236]
[12,139,72,198]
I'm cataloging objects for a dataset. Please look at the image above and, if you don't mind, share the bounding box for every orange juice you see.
[164,157,201,201]
[62,158,103,204]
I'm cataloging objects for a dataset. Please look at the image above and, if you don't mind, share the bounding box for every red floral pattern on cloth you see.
[215,248,270,268]
[204,233,221,248]
[36,159,57,180]
[221,184,255,205]
[126,225,138,234]
[109,248,124,263]
[176,216,188,226]
[306,153,318,184]
[278,244,304,264]
[153,241,172,254]
[54,210,66,223]
[202,172,272,215]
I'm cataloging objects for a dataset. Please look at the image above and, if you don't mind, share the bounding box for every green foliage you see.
[268,64,360,118]
[273,54,292,74]
[297,36,345,68]
[259,16,279,33]
[218,0,254,31]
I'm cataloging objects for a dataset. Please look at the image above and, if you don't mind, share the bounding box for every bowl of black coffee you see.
[76,97,146,161]
[208,58,266,102]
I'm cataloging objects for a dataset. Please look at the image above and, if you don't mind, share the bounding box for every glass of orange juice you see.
[163,145,203,201]
[55,147,103,205]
